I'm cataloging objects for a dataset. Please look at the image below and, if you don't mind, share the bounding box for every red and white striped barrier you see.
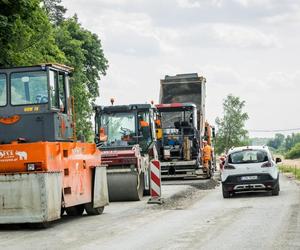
[148,160,163,204]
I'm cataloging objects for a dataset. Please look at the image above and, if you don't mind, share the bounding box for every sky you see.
[62,0,300,138]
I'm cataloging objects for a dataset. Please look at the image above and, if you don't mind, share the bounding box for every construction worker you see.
[138,114,149,128]
[138,114,151,147]
[140,119,149,127]
[155,119,163,140]
[219,155,226,171]
[202,140,212,172]
[99,127,107,142]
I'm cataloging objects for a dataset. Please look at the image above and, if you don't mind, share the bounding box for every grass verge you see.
[279,164,300,181]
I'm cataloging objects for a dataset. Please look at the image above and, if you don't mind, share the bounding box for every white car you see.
[221,146,281,198]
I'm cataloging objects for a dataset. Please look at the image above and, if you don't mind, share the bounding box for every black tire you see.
[272,182,280,196]
[209,167,214,178]
[60,207,65,216]
[36,222,50,229]
[143,188,150,196]
[206,169,212,179]
[222,184,230,198]
[84,203,104,215]
[25,222,50,229]
[66,205,84,216]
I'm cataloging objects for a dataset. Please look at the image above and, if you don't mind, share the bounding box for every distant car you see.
[221,146,281,198]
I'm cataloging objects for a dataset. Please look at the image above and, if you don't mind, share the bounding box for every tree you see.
[215,94,249,154]
[267,133,285,150]
[285,142,300,159]
[0,0,64,67]
[42,0,66,25]
[250,137,270,146]
[55,17,108,140]
[284,133,300,151]
[0,1,108,140]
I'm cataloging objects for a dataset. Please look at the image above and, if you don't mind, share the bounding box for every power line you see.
[248,127,300,132]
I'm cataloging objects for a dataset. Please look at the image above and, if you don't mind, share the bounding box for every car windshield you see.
[0,74,6,106]
[100,112,136,147]
[11,71,48,105]
[228,149,268,164]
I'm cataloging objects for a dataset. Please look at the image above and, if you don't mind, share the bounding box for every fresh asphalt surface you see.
[0,173,299,250]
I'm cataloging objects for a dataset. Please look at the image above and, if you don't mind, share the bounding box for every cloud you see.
[265,71,300,89]
[157,23,280,50]
[233,0,300,10]
[212,24,280,48]
[63,0,282,52]
[233,0,273,8]
[177,0,225,8]
[202,65,243,86]
[262,11,300,24]
[176,0,201,8]
[61,0,300,138]
[82,10,162,56]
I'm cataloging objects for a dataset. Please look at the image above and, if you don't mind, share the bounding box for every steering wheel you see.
[120,127,132,135]
[36,94,48,103]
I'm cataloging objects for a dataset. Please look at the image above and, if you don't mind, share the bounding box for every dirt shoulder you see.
[281,158,300,168]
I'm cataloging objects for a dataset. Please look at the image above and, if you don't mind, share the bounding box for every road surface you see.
[0,174,299,250]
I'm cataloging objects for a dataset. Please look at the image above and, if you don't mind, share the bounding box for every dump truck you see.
[0,64,109,225]
[94,104,158,201]
[156,73,215,178]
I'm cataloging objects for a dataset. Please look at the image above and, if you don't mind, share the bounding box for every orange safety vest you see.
[203,145,212,161]
[99,127,107,141]
[155,119,161,127]
[140,120,149,127]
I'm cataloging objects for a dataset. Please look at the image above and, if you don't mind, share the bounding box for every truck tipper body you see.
[159,73,206,135]
[156,73,214,178]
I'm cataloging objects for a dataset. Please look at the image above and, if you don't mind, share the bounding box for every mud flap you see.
[93,166,109,208]
[0,172,62,224]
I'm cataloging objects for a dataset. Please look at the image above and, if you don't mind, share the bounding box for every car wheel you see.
[222,184,230,198]
[272,182,280,196]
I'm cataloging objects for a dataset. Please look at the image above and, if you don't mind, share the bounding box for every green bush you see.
[279,165,300,180]
[285,143,300,159]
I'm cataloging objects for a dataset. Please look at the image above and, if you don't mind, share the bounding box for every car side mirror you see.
[275,157,282,163]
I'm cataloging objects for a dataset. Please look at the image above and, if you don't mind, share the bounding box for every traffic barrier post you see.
[148,160,164,204]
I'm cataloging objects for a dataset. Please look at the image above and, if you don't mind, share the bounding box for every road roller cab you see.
[0,64,109,225]
[94,104,158,201]
[0,64,74,144]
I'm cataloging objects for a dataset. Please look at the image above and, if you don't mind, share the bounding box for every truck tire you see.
[25,222,50,229]
[144,188,150,196]
[222,184,230,198]
[61,207,65,216]
[84,203,104,215]
[66,205,84,216]
[209,168,214,178]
